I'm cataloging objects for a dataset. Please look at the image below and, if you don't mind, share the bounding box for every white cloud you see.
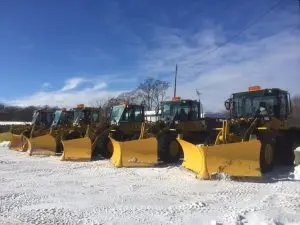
[5,7,299,112]
[42,82,51,88]
[5,73,136,107]
[8,78,125,108]
[139,10,300,112]
[60,77,87,91]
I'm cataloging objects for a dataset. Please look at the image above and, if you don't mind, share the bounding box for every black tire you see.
[64,131,81,140]
[260,136,275,173]
[56,140,63,153]
[281,136,297,166]
[203,135,213,146]
[93,131,113,159]
[158,133,182,163]
[275,133,296,166]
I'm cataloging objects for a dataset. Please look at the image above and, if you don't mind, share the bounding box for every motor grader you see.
[9,108,55,153]
[110,97,222,167]
[177,86,300,179]
[60,103,147,161]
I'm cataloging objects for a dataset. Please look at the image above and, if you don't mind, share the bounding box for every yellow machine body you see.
[60,137,92,161]
[27,134,57,156]
[0,132,12,142]
[9,134,27,151]
[110,137,158,167]
[178,138,261,179]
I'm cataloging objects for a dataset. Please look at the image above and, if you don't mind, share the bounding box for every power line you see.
[197,0,285,61]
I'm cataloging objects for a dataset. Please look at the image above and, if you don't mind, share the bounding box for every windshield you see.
[31,111,40,124]
[111,105,125,123]
[53,110,74,125]
[232,95,278,118]
[161,102,198,121]
[74,110,85,123]
[52,111,62,125]
[92,111,100,122]
[65,111,75,123]
[73,109,91,124]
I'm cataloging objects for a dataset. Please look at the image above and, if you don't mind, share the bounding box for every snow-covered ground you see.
[1,144,300,225]
[0,121,31,125]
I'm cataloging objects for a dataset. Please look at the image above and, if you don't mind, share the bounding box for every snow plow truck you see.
[9,108,55,153]
[26,107,76,156]
[178,86,300,179]
[60,103,148,161]
[109,97,223,167]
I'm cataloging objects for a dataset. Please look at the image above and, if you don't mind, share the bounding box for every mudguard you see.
[178,138,261,179]
[27,134,57,156]
[110,137,158,167]
[60,137,92,161]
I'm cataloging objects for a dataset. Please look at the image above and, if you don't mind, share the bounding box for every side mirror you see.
[224,99,231,111]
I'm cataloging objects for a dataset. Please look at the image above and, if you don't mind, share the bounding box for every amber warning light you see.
[77,104,85,108]
[172,96,181,101]
[248,86,261,91]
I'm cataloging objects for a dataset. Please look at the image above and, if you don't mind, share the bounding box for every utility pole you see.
[196,89,203,118]
[174,64,178,98]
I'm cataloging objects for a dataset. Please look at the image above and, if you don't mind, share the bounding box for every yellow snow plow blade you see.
[27,134,57,156]
[178,139,261,179]
[0,132,12,142]
[61,137,92,161]
[9,134,27,152]
[110,137,158,167]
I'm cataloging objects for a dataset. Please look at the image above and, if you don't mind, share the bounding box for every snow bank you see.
[0,121,31,125]
[294,147,300,165]
[1,147,300,225]
[293,165,300,180]
[0,141,10,148]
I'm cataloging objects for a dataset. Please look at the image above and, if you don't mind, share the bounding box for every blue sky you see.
[0,0,299,111]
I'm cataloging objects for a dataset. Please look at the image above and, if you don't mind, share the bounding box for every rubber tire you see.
[203,135,213,146]
[281,137,296,166]
[56,140,63,153]
[158,133,182,163]
[260,136,275,174]
[93,131,112,159]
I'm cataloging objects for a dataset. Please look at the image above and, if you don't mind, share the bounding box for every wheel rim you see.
[264,144,273,165]
[169,140,179,158]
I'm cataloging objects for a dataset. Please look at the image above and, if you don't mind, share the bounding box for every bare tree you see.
[137,78,170,111]
[137,78,155,110]
[153,80,170,112]
[116,90,143,105]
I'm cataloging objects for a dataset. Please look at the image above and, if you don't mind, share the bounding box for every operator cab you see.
[160,97,200,122]
[225,86,291,119]
[110,103,144,125]
[73,104,101,126]
[52,108,74,126]
[31,109,54,126]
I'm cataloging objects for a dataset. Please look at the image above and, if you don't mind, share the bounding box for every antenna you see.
[174,64,178,98]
